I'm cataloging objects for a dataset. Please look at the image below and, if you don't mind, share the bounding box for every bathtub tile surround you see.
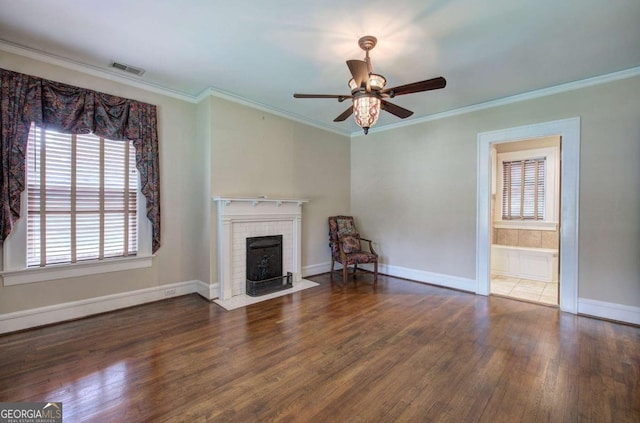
[519,230,542,248]
[492,227,559,283]
[541,231,559,249]
[494,228,559,249]
[496,229,519,246]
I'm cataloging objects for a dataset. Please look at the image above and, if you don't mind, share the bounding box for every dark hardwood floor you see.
[1,273,639,422]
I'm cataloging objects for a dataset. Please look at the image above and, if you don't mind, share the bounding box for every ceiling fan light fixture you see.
[348,74,387,92]
[292,35,446,134]
[353,93,381,135]
[369,74,386,90]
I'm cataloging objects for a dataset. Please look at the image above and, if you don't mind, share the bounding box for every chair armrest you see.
[359,238,378,256]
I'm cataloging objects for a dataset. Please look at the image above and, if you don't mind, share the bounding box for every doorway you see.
[489,136,561,305]
[476,118,580,314]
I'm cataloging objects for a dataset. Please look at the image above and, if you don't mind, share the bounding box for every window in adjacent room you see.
[494,145,559,230]
[25,125,138,267]
[501,157,545,220]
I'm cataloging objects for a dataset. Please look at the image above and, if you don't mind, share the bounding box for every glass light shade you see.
[348,74,387,92]
[369,73,386,90]
[353,94,381,134]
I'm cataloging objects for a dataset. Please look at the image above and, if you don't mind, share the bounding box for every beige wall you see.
[0,52,205,313]
[2,50,637,316]
[0,52,350,316]
[208,97,351,281]
[194,97,213,284]
[351,75,640,307]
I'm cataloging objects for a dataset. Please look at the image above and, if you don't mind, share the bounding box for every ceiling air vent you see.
[110,61,145,76]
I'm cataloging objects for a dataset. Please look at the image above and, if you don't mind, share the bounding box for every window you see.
[0,69,159,286]
[494,146,559,230]
[501,158,545,220]
[26,125,138,267]
[1,124,152,286]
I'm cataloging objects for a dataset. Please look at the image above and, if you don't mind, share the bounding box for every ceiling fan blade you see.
[294,93,351,101]
[381,100,414,119]
[334,106,354,122]
[346,60,369,90]
[381,77,447,97]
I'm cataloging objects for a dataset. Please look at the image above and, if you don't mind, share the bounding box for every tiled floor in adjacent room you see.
[491,275,558,305]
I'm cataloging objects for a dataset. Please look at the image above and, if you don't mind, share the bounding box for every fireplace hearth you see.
[246,235,293,296]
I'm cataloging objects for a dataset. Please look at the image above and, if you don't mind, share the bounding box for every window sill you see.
[494,221,558,231]
[1,255,153,286]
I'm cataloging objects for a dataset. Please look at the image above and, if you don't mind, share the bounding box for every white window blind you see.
[26,125,138,267]
[502,158,545,220]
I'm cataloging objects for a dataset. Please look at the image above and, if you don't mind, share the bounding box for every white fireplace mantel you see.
[213,197,308,300]
[214,197,308,207]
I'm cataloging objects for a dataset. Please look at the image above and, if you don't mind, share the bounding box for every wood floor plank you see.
[1,273,639,422]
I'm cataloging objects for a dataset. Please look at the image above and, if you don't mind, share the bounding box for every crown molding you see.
[0,39,197,102]
[195,87,351,137]
[353,66,640,137]
[3,39,637,139]
[0,39,351,137]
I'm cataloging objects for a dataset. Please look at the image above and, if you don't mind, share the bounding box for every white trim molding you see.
[378,263,476,293]
[358,67,640,137]
[493,221,558,231]
[578,298,640,326]
[302,262,332,278]
[3,40,638,140]
[0,280,205,334]
[4,275,639,334]
[0,40,196,103]
[1,255,153,286]
[477,117,580,314]
[196,281,220,301]
[331,261,475,292]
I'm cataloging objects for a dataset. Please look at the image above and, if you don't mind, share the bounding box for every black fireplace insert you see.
[246,235,292,296]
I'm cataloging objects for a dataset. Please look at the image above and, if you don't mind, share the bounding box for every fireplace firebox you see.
[246,235,293,296]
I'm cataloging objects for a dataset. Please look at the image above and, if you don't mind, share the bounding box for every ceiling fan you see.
[293,35,446,134]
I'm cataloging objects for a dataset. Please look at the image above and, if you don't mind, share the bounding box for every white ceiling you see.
[1,0,639,135]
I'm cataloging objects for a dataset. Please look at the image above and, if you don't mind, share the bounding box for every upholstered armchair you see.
[328,215,378,285]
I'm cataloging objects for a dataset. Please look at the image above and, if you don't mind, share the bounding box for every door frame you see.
[476,118,580,313]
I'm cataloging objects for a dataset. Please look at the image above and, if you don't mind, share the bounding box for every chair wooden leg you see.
[353,264,358,279]
[342,265,348,285]
[330,259,335,281]
[374,261,378,285]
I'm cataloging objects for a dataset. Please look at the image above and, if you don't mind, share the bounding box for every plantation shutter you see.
[26,125,138,267]
[502,158,545,220]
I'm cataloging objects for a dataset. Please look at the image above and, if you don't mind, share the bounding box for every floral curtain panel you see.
[0,68,161,253]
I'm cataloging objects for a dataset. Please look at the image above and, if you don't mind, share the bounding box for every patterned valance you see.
[0,68,161,253]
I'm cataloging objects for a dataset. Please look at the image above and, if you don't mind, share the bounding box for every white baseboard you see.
[376,263,476,292]
[302,262,331,277]
[578,298,640,325]
[0,280,205,334]
[3,274,637,334]
[196,281,219,300]
[306,260,476,293]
